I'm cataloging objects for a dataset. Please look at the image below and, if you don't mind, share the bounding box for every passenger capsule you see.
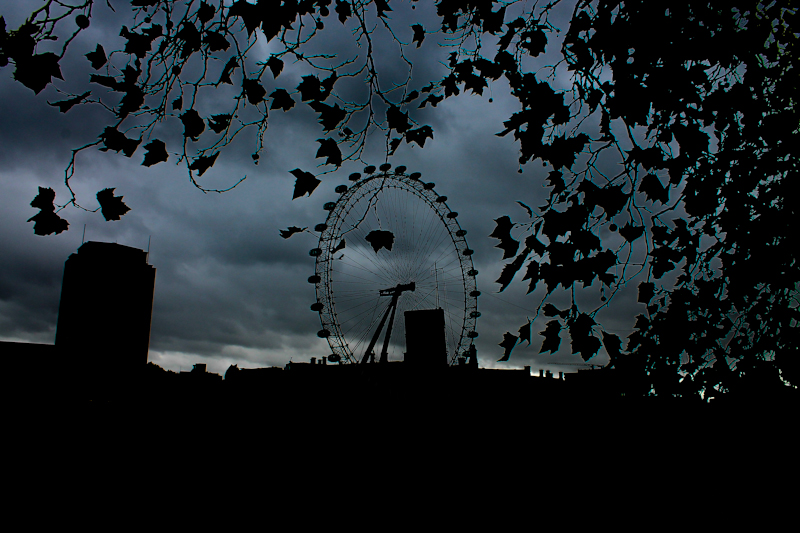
[423,182,435,189]
[409,172,421,180]
[379,163,392,171]
[315,223,328,232]
[395,166,407,174]
[309,248,322,256]
[310,302,324,311]
[335,185,348,193]
[456,229,467,237]
[364,165,376,174]
[467,269,479,276]
[308,275,321,283]
[470,290,481,297]
[446,212,458,218]
[317,329,331,338]
[462,248,474,256]
[349,173,361,181]
[323,202,336,210]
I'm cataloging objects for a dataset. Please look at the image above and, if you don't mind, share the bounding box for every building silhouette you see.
[54,241,156,373]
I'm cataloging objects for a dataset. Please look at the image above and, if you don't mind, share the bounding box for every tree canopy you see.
[2,0,798,401]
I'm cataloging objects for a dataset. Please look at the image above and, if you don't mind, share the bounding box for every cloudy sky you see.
[1,0,642,375]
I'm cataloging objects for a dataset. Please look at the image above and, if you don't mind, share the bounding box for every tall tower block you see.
[55,242,156,370]
[404,308,447,368]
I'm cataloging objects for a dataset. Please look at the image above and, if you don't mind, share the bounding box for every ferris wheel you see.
[308,164,480,365]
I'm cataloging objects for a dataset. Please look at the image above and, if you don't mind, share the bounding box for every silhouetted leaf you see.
[297,75,323,101]
[569,313,601,361]
[203,31,229,52]
[406,126,433,147]
[270,89,295,111]
[365,230,395,253]
[85,44,107,70]
[48,91,90,113]
[243,78,266,105]
[374,0,392,18]
[30,186,56,211]
[386,105,410,133]
[280,226,307,239]
[518,321,531,345]
[198,1,215,24]
[490,215,519,259]
[172,96,182,110]
[309,101,346,131]
[207,114,231,133]
[180,109,205,139]
[638,282,655,304]
[229,0,261,35]
[218,57,238,85]
[267,56,284,78]
[496,247,531,292]
[96,188,130,221]
[13,52,63,94]
[411,24,424,47]
[539,321,562,354]
[99,127,141,157]
[141,139,168,166]
[332,239,346,253]
[522,261,539,293]
[498,332,518,361]
[28,209,69,235]
[290,168,320,199]
[335,0,352,23]
[189,152,219,176]
[316,138,342,166]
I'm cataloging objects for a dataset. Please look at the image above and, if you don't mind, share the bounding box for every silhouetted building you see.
[54,241,156,372]
[404,309,447,368]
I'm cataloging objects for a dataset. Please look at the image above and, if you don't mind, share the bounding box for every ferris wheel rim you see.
[310,168,479,365]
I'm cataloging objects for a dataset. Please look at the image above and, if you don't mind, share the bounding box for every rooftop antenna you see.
[81,224,86,244]
[147,235,151,262]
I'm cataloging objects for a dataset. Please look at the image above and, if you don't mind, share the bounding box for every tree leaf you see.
[280,226,307,239]
[207,114,231,134]
[13,52,63,94]
[539,321,562,354]
[96,188,130,221]
[290,168,320,199]
[365,230,395,253]
[141,139,168,166]
[316,138,342,166]
[180,109,205,139]
[189,152,220,176]
[335,0,352,24]
[99,126,141,156]
[518,321,531,345]
[495,247,531,292]
[270,89,295,111]
[489,215,519,259]
[85,44,107,70]
[406,125,433,147]
[498,332,518,361]
[386,105,410,133]
[309,101,346,131]
[242,78,266,105]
